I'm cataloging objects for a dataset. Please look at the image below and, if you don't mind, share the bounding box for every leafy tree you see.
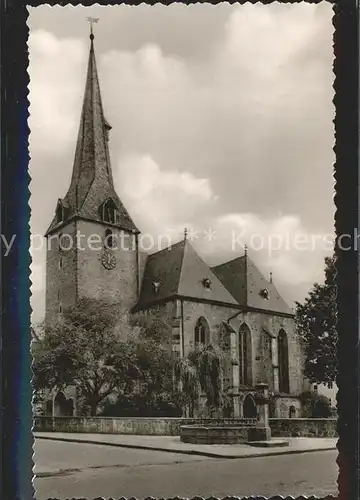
[295,256,337,387]
[33,300,226,417]
[132,315,172,345]
[101,317,184,417]
[175,344,226,417]
[174,356,200,417]
[33,298,140,416]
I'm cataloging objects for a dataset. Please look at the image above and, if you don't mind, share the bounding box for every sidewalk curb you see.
[35,435,336,462]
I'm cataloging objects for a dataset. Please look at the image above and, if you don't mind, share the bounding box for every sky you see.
[28,3,334,323]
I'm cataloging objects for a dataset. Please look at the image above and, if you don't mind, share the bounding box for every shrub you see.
[300,391,332,418]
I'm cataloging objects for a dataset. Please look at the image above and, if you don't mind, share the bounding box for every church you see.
[43,32,307,419]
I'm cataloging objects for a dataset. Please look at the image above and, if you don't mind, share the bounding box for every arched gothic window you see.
[278,329,290,393]
[239,323,252,386]
[104,228,114,249]
[194,317,210,346]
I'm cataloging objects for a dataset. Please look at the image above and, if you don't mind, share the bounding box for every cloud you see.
[189,211,332,305]
[28,30,87,154]
[117,154,217,237]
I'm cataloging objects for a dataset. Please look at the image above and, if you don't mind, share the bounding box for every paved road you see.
[34,439,338,499]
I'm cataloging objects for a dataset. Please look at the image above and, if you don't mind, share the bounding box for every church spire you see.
[46,28,139,236]
[68,26,114,210]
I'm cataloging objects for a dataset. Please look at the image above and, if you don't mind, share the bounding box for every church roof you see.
[136,239,238,310]
[212,254,293,316]
[46,34,138,236]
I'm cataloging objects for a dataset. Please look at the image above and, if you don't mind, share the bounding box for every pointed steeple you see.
[46,31,139,236]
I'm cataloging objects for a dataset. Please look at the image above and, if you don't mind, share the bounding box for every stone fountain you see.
[180,383,289,447]
[246,383,288,447]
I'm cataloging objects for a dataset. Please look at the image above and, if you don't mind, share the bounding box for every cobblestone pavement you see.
[34,439,338,499]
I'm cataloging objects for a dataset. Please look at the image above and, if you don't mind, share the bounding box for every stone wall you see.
[46,221,78,326]
[229,311,306,395]
[76,220,138,313]
[269,418,337,437]
[273,396,302,418]
[133,301,179,353]
[180,425,251,444]
[180,303,307,402]
[34,416,337,437]
[181,300,238,355]
[45,219,140,325]
[34,416,183,435]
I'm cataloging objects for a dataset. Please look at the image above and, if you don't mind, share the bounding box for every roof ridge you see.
[177,240,239,305]
[212,253,246,270]
[177,238,188,295]
[147,239,185,259]
[185,240,233,283]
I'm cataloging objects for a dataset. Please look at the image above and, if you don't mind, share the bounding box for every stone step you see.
[246,439,289,448]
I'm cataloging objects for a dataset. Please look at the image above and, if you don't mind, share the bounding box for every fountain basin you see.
[180,425,253,444]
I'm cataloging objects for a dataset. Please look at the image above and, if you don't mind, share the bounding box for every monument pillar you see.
[248,383,272,442]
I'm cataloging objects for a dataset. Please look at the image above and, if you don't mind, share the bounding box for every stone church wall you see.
[181,300,238,355]
[273,396,302,418]
[172,301,305,402]
[45,221,78,326]
[76,220,138,314]
[133,300,180,354]
[230,311,305,396]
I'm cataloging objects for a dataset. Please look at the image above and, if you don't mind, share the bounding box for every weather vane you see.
[87,17,99,38]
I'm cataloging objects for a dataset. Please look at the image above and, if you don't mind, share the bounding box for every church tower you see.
[45,30,140,326]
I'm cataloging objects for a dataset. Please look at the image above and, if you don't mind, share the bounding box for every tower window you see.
[56,201,65,223]
[58,233,63,252]
[104,228,114,249]
[101,199,118,224]
[58,256,63,270]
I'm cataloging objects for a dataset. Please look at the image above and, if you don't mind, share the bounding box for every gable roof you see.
[136,239,238,310]
[212,254,293,316]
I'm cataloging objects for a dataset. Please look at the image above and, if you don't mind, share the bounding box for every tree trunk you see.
[90,402,98,416]
[190,401,194,418]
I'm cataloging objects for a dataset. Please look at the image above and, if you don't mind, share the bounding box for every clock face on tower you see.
[101,250,116,270]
